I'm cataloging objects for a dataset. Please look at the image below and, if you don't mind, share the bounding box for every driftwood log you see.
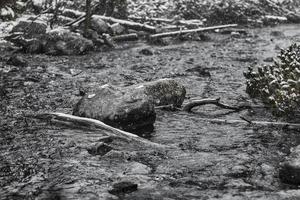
[32,112,169,149]
[149,24,238,39]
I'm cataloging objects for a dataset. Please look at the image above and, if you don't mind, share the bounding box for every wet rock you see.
[11,19,47,36]
[7,55,27,67]
[87,142,113,156]
[73,84,156,132]
[44,29,94,55]
[279,145,300,185]
[139,48,153,56]
[73,79,186,132]
[109,181,138,195]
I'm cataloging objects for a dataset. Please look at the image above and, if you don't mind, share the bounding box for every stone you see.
[109,181,138,195]
[73,79,186,132]
[142,79,186,107]
[0,6,15,20]
[110,23,126,35]
[11,19,47,36]
[139,48,153,56]
[43,28,94,55]
[73,84,156,132]
[87,142,113,156]
[91,16,110,34]
[7,55,27,67]
[24,38,45,54]
[287,12,300,23]
[279,145,300,185]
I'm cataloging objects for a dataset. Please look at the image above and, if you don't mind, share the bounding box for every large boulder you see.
[73,79,186,132]
[11,19,47,36]
[279,145,300,185]
[73,84,156,132]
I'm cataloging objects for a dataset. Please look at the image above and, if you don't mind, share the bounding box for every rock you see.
[62,9,83,19]
[91,16,109,34]
[109,181,138,195]
[73,84,156,132]
[287,12,300,23]
[279,145,300,185]
[270,31,285,37]
[7,55,27,67]
[110,23,126,35]
[24,38,45,54]
[142,79,186,107]
[73,79,186,132]
[11,19,47,36]
[139,48,153,56]
[0,6,15,20]
[43,28,94,55]
[87,142,113,156]
[126,162,152,175]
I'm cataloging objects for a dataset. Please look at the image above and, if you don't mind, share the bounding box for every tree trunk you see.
[85,0,92,36]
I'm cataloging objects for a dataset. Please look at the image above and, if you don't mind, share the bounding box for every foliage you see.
[245,44,300,117]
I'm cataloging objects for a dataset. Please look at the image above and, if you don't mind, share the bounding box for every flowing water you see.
[1,24,300,199]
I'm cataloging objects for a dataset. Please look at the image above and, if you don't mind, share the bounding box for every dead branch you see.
[149,24,238,39]
[32,112,168,149]
[95,16,157,33]
[111,33,138,42]
[129,16,203,26]
[182,98,247,112]
[195,117,300,130]
[66,15,157,33]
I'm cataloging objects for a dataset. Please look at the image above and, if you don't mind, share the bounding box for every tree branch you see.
[182,98,246,112]
[31,112,169,149]
[149,24,238,39]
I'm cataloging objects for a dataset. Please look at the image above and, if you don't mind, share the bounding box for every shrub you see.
[245,43,300,117]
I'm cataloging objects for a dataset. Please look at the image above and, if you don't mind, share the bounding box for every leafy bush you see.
[245,44,300,117]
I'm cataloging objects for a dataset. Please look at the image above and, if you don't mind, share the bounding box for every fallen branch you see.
[129,16,203,27]
[66,15,157,33]
[95,16,157,33]
[31,112,168,149]
[195,117,300,130]
[111,33,138,42]
[182,98,248,112]
[149,24,238,39]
